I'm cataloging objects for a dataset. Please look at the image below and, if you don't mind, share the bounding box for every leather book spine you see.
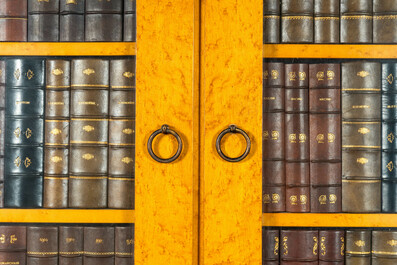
[108,59,135,209]
[0,226,27,265]
[60,0,84,42]
[372,230,397,264]
[0,61,4,208]
[44,60,70,209]
[342,61,381,213]
[124,0,136,42]
[0,0,27,42]
[314,0,340,43]
[281,0,313,43]
[4,59,45,208]
[28,0,59,42]
[85,14,122,42]
[27,226,58,265]
[60,0,85,14]
[69,59,109,208]
[84,227,115,265]
[263,228,280,264]
[115,226,134,265]
[59,226,83,265]
[281,229,319,263]
[382,63,397,212]
[264,0,280,44]
[263,62,285,212]
[340,0,372,43]
[345,230,371,265]
[0,0,27,17]
[285,63,310,212]
[319,230,345,263]
[309,64,341,213]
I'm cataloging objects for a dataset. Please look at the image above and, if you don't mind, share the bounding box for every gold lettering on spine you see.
[26,70,34,80]
[24,158,31,168]
[300,195,307,205]
[387,161,394,172]
[126,239,133,245]
[299,134,306,143]
[290,97,302,101]
[264,71,268,79]
[283,237,288,255]
[78,101,96,105]
[288,72,296,81]
[289,134,296,143]
[327,71,335,80]
[14,157,21,167]
[274,237,279,255]
[0,235,4,243]
[388,73,394,84]
[352,105,370,109]
[66,238,75,243]
[316,134,325,143]
[387,105,397,108]
[96,239,103,244]
[14,128,21,138]
[328,133,335,143]
[319,97,331,101]
[320,237,326,256]
[15,101,30,105]
[118,101,135,105]
[48,102,65,105]
[25,128,32,139]
[313,237,318,255]
[39,238,48,243]
[263,97,276,100]
[388,240,397,246]
[271,70,278,79]
[388,133,395,143]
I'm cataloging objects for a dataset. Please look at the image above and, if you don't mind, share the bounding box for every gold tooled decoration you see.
[321,237,326,256]
[9,235,16,244]
[96,239,103,244]
[51,156,63,163]
[14,127,21,138]
[283,237,288,255]
[40,238,48,243]
[355,240,365,247]
[388,73,394,84]
[50,128,62,135]
[83,125,95,132]
[263,131,269,140]
[319,195,327,205]
[123,72,134,78]
[274,237,279,255]
[271,131,279,140]
[263,194,271,204]
[357,71,370,78]
[328,133,335,143]
[329,194,337,204]
[83,68,95,75]
[24,157,31,168]
[300,195,307,204]
[0,234,5,243]
[52,68,64,76]
[121,157,133,164]
[316,71,324,81]
[313,237,318,255]
[299,72,306,81]
[26,70,34,80]
[122,128,134,135]
[341,237,345,256]
[25,128,32,139]
[388,161,394,172]
[358,127,370,134]
[299,133,306,143]
[14,69,20,80]
[82,153,94,160]
[264,70,268,79]
[288,72,296,81]
[14,157,21,168]
[66,0,77,4]
[272,193,280,203]
[290,195,297,205]
[357,157,368,165]
[316,134,325,143]
[271,70,278,79]
[327,70,335,80]
[0,69,3,77]
[126,239,133,245]
[388,240,397,246]
[289,134,296,143]
[388,132,395,143]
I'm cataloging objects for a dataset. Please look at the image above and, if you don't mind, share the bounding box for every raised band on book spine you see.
[314,0,340,43]
[115,225,134,265]
[59,226,83,265]
[345,229,371,264]
[281,0,314,43]
[84,227,115,265]
[264,0,280,44]
[27,226,58,265]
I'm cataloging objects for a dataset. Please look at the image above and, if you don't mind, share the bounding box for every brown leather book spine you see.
[281,229,319,264]
[115,226,134,265]
[28,0,60,43]
[0,226,26,265]
[319,230,345,263]
[309,64,341,213]
[372,230,397,264]
[84,227,115,265]
[69,59,109,208]
[59,226,83,265]
[60,14,84,42]
[281,0,313,43]
[345,230,371,265]
[27,226,58,265]
[264,0,280,44]
[340,0,372,43]
[108,59,135,209]
[44,60,70,209]
[373,0,397,43]
[0,0,27,42]
[124,0,136,42]
[285,64,310,212]
[263,62,285,212]
[263,228,280,264]
[0,61,4,208]
[342,62,381,213]
[314,0,340,43]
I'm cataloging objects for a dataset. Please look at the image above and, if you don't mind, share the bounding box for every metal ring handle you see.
[147,124,183,163]
[216,125,251,162]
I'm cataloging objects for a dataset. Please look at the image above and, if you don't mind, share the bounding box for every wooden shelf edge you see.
[0,209,135,223]
[0,42,136,56]
[264,44,397,59]
[263,213,397,227]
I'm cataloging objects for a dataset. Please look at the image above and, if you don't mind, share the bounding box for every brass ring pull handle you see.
[216,125,251,162]
[147,124,183,163]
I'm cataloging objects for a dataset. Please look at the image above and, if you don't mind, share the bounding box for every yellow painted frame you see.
[200,0,263,264]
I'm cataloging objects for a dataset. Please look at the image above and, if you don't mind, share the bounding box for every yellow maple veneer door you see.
[200,0,263,264]
[136,1,199,265]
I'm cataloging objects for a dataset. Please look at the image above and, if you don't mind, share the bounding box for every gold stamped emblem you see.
[96,239,103,244]
[66,0,77,4]
[299,133,306,143]
[38,0,50,2]
[122,128,134,135]
[357,157,368,165]
[51,156,63,163]
[274,237,279,255]
[121,157,133,164]
[320,237,326,256]
[263,131,269,140]
[357,71,370,78]
[271,131,279,140]
[316,71,324,81]
[66,238,75,243]
[329,194,337,204]
[288,72,296,81]
[341,237,345,256]
[387,240,397,246]
[123,72,134,78]
[283,237,288,255]
[313,237,318,255]
[14,127,21,138]
[388,73,395,84]
[358,127,370,134]
[272,193,280,203]
[83,68,95,75]
[299,72,306,81]
[271,70,278,79]
[319,195,327,205]
[10,235,17,244]
[83,125,95,132]
[26,70,34,80]
[82,153,94,160]
[387,161,394,172]
[316,134,325,144]
[24,157,31,168]
[25,128,32,139]
[50,128,62,135]
[327,70,335,80]
[0,234,4,244]
[14,69,21,80]
[52,68,64,76]
[263,194,270,204]
[126,239,133,245]
[328,133,335,143]
[300,195,307,204]
[388,132,395,143]
[355,240,365,247]
[14,157,21,168]
[289,134,297,143]
[264,70,268,79]
[290,195,298,205]
[0,69,3,77]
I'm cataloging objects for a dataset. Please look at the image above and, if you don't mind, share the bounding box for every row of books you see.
[264,0,397,43]
[0,57,136,209]
[263,228,396,264]
[263,61,396,213]
[0,225,134,265]
[0,0,135,41]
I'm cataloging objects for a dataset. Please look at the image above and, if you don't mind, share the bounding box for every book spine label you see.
[263,62,285,212]
[281,229,319,262]
[44,60,70,208]
[27,226,58,264]
[4,59,44,208]
[342,62,381,213]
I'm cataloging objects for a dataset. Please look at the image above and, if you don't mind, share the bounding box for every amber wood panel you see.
[0,43,135,56]
[0,209,134,223]
[136,1,199,265]
[201,0,262,264]
[263,213,397,227]
[264,44,397,58]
